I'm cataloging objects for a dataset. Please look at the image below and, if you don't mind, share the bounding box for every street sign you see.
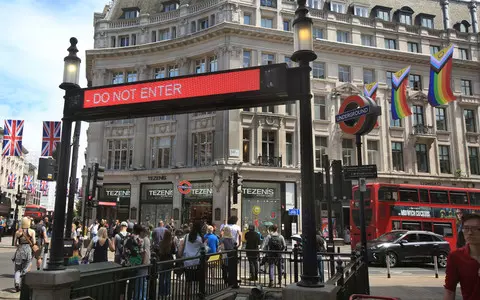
[288,208,300,216]
[343,165,378,180]
[177,180,192,195]
[335,105,370,123]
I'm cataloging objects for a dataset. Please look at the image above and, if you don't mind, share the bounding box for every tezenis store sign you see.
[242,188,275,197]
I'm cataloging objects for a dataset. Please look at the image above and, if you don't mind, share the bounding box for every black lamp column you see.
[46,37,81,270]
[65,121,81,239]
[291,0,321,287]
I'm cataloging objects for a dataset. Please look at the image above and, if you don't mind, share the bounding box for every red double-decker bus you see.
[350,183,480,250]
[24,204,47,221]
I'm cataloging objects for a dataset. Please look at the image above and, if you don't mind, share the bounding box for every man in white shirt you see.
[223,216,242,248]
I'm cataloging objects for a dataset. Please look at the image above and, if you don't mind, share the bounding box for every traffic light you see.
[232,172,243,204]
[91,163,105,199]
[15,192,24,206]
[87,195,93,208]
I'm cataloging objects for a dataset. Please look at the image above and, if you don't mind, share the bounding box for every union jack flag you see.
[41,121,61,157]
[23,175,33,190]
[42,185,49,196]
[7,173,16,189]
[40,180,48,192]
[30,182,37,195]
[2,120,24,157]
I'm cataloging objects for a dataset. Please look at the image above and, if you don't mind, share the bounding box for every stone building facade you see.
[84,0,480,237]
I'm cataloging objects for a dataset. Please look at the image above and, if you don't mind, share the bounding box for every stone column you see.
[133,65,149,169]
[173,57,190,167]
[440,0,450,31]
[130,180,140,221]
[469,0,478,33]
[25,269,80,300]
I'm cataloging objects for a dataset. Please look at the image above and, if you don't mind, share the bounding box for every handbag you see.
[22,230,39,254]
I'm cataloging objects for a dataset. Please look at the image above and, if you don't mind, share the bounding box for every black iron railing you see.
[257,155,282,167]
[413,124,435,136]
[327,253,368,300]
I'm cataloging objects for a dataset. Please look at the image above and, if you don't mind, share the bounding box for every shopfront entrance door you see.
[183,200,212,224]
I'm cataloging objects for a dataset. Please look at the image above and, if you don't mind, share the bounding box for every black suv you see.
[364,230,450,268]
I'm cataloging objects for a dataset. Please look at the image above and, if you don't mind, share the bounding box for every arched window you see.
[454,20,470,33]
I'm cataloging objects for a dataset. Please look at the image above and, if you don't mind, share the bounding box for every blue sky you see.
[0,0,107,178]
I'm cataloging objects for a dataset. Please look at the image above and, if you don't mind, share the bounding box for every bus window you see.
[419,189,429,203]
[399,189,419,202]
[430,190,449,204]
[433,223,453,237]
[470,192,480,206]
[450,192,468,205]
[392,220,400,230]
[401,221,421,230]
[422,221,433,232]
[378,187,398,201]
[353,189,371,207]
[351,209,373,229]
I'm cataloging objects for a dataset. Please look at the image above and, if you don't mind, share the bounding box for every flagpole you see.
[65,121,81,239]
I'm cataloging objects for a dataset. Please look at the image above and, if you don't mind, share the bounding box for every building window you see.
[307,0,323,9]
[262,131,276,159]
[459,48,469,60]
[464,109,477,133]
[409,74,422,90]
[151,31,157,42]
[112,72,124,84]
[421,17,434,29]
[430,45,440,55]
[338,65,350,82]
[438,145,451,174]
[191,21,196,33]
[337,31,350,43]
[154,67,166,79]
[392,142,404,171]
[363,68,375,84]
[459,22,469,33]
[390,109,402,127]
[386,71,393,88]
[261,18,273,28]
[243,129,250,163]
[159,29,170,41]
[331,2,345,13]
[123,9,139,19]
[435,107,447,131]
[469,147,480,175]
[199,18,209,30]
[261,0,277,8]
[283,20,290,31]
[361,34,374,46]
[413,105,424,126]
[461,79,472,95]
[192,131,214,166]
[168,65,179,77]
[195,59,206,74]
[284,56,294,68]
[286,133,293,166]
[384,38,397,50]
[376,9,390,21]
[314,95,326,120]
[312,62,325,79]
[367,140,379,166]
[416,143,429,172]
[126,71,137,82]
[162,2,178,12]
[243,50,251,67]
[342,139,354,166]
[399,13,412,25]
[407,42,419,53]
[315,136,328,168]
[107,139,134,170]
[262,53,275,65]
[313,27,324,39]
[244,14,251,25]
[171,27,177,39]
[151,137,173,169]
[285,103,294,115]
[150,115,173,122]
[120,35,131,47]
[355,6,369,17]
[262,105,275,113]
[209,56,218,72]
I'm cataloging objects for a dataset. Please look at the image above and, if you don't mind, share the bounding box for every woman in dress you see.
[13,217,35,292]
[85,227,115,263]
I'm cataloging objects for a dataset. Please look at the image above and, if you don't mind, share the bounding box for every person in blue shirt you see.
[204,225,219,254]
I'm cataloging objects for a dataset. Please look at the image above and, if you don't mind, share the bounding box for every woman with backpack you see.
[13,217,36,292]
[85,227,115,263]
[219,226,236,285]
[178,221,204,300]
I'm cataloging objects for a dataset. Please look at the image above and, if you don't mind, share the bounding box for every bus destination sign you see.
[84,69,260,109]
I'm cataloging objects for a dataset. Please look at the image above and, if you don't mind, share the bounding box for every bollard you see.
[433,255,439,279]
[386,255,391,279]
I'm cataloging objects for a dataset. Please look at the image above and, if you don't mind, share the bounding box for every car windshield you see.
[376,231,406,242]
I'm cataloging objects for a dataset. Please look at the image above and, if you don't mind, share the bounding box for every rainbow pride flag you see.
[428,44,456,107]
[364,82,379,127]
[391,66,412,120]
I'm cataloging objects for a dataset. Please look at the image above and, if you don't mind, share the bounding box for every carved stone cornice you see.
[331,82,362,96]
[408,91,429,104]
[175,56,189,67]
[135,64,149,76]
[257,114,282,128]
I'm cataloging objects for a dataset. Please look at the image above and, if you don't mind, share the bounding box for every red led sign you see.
[83,69,261,109]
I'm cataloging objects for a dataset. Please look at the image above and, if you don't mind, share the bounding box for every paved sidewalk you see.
[369,275,462,300]
[0,239,14,249]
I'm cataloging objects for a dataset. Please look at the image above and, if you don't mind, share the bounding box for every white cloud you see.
[0,0,106,178]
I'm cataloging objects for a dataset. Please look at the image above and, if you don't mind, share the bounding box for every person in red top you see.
[443,213,480,300]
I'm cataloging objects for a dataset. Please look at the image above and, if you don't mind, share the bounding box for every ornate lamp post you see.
[291,0,322,287]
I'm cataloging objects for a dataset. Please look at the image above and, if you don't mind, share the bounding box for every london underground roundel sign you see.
[178,180,192,195]
[335,95,381,135]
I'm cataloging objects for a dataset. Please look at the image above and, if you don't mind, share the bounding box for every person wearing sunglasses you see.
[444,213,480,300]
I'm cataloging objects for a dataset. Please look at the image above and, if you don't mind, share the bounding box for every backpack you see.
[36,224,44,243]
[268,235,283,251]
[122,235,143,266]
[116,232,129,256]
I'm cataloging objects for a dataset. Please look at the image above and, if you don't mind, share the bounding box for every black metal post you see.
[82,167,92,237]
[323,155,335,275]
[297,61,320,287]
[65,121,81,238]
[46,115,73,270]
[355,134,370,294]
[227,175,231,219]
[11,203,19,246]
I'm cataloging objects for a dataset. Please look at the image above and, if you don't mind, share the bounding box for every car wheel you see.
[386,252,398,268]
[437,252,448,268]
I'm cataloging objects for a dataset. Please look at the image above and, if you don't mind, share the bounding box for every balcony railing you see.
[257,155,282,167]
[413,124,435,136]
